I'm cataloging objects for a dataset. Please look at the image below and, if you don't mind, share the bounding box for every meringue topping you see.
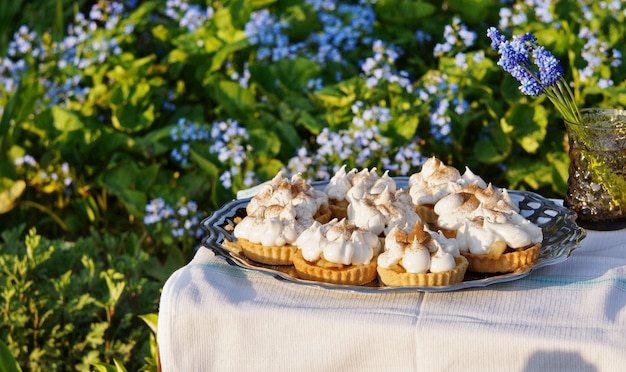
[295,218,381,265]
[378,223,459,274]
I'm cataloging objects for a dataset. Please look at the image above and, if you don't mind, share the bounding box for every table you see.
[157,220,626,371]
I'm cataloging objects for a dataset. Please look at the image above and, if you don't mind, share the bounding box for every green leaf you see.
[109,82,156,133]
[248,128,281,157]
[173,28,223,54]
[380,115,419,143]
[374,0,436,25]
[0,83,19,139]
[139,313,159,335]
[0,339,22,372]
[246,64,276,94]
[50,106,84,132]
[146,248,187,282]
[101,163,140,191]
[297,111,325,134]
[188,149,220,202]
[474,122,511,163]
[272,58,321,93]
[313,86,356,108]
[1,72,40,148]
[87,132,135,159]
[505,104,548,154]
[102,271,126,304]
[549,151,569,195]
[135,164,161,192]
[99,162,147,216]
[506,157,554,190]
[209,80,257,117]
[447,0,494,23]
[209,38,250,73]
[227,0,253,28]
[114,188,147,218]
[0,178,26,214]
[91,360,127,372]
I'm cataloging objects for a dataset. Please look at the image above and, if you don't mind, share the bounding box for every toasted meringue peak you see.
[295,218,380,265]
[324,165,354,200]
[370,170,396,194]
[406,222,432,244]
[418,157,462,184]
[246,171,328,219]
[378,222,459,273]
[433,192,480,217]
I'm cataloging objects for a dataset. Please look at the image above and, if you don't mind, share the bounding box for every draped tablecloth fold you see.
[158,227,626,371]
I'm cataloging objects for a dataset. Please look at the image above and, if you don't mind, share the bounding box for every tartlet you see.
[377,256,468,286]
[293,218,381,285]
[233,172,329,265]
[460,242,541,273]
[376,223,468,287]
[292,251,378,285]
[236,237,298,266]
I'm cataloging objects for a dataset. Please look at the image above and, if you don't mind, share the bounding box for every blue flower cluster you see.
[284,99,425,180]
[284,124,391,181]
[415,71,469,144]
[389,142,427,176]
[497,1,624,91]
[169,117,254,190]
[169,118,210,165]
[283,101,392,180]
[144,197,204,240]
[0,1,127,112]
[433,17,477,58]
[497,0,561,29]
[207,119,256,190]
[165,0,214,32]
[244,0,375,71]
[244,9,294,62]
[14,155,74,193]
[577,26,622,88]
[487,27,563,97]
[360,40,412,93]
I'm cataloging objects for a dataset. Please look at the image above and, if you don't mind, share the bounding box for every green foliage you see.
[0,225,160,371]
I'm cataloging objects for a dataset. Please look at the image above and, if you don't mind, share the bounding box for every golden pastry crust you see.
[314,205,333,224]
[328,199,349,220]
[460,243,541,273]
[237,237,298,266]
[377,256,468,287]
[415,204,437,225]
[292,251,378,285]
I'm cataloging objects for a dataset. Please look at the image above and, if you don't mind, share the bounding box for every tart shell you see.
[377,256,469,287]
[292,251,378,286]
[460,243,541,273]
[237,238,297,266]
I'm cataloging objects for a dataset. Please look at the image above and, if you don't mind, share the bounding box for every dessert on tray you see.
[408,157,486,224]
[377,222,468,286]
[233,172,330,265]
[434,185,543,273]
[293,218,381,285]
[227,156,545,285]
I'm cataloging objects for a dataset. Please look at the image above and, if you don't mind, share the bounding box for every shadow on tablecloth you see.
[523,350,596,372]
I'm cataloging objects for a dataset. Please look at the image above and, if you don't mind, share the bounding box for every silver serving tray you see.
[201,177,587,292]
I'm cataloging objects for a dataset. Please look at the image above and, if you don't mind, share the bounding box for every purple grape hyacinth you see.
[487,27,580,124]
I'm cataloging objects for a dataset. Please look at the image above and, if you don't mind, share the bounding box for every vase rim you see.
[565,107,626,129]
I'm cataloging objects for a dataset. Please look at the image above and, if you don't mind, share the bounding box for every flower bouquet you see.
[487,27,626,230]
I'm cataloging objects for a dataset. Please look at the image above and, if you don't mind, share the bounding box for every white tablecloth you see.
[158,222,626,372]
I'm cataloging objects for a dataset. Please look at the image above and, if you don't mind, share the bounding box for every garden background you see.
[1,0,625,370]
